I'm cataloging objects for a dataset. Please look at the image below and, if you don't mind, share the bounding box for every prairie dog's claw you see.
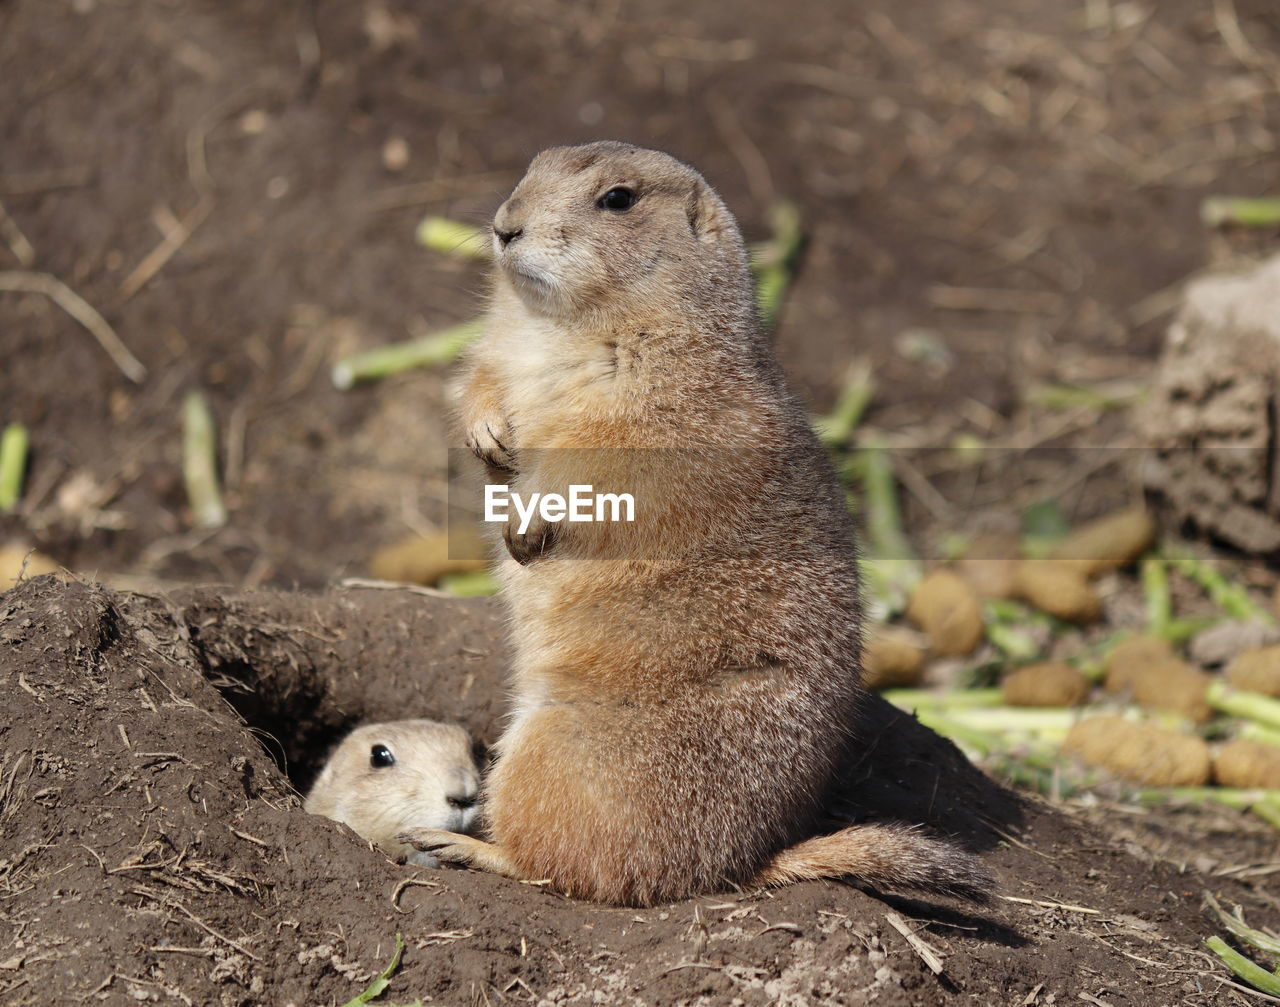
[466,417,516,473]
[397,828,476,867]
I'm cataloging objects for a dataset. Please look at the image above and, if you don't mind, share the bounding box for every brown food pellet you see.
[906,569,985,657]
[1002,662,1091,707]
[1063,716,1212,787]
[861,628,926,690]
[1103,635,1175,694]
[1226,645,1280,698]
[1015,560,1103,625]
[1048,507,1156,578]
[369,530,487,586]
[1122,658,1213,724]
[956,533,1022,600]
[1214,739,1280,789]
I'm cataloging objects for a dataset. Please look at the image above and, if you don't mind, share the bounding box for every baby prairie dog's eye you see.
[446,794,477,810]
[597,187,637,211]
[369,744,395,769]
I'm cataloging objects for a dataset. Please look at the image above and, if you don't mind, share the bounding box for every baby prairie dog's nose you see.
[493,197,526,249]
[494,225,523,248]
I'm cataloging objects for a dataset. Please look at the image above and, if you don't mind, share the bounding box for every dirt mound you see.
[1142,253,1280,554]
[0,574,1272,1005]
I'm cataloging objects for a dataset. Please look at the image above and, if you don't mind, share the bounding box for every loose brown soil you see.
[4,2,1280,1004]
[1,574,1277,1006]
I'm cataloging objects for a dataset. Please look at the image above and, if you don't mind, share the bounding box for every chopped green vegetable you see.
[1141,557,1171,638]
[437,569,500,597]
[1205,894,1280,957]
[749,201,804,330]
[851,436,920,617]
[813,359,875,448]
[1169,556,1271,623]
[182,391,227,529]
[1204,936,1280,996]
[332,320,486,389]
[1208,682,1280,732]
[1201,196,1280,229]
[340,933,406,1007]
[416,217,490,258]
[0,422,28,513]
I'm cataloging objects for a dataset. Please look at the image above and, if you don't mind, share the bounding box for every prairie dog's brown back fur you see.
[453,141,992,906]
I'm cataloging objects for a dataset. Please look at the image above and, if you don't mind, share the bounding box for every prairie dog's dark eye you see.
[369,744,395,769]
[447,794,476,810]
[597,187,637,211]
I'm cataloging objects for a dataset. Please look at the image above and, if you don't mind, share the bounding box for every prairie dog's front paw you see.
[398,828,479,868]
[465,413,517,474]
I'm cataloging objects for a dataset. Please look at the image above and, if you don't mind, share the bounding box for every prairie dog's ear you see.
[686,180,732,244]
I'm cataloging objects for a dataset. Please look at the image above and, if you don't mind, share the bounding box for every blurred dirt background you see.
[2,0,1278,586]
[3,1,1280,1005]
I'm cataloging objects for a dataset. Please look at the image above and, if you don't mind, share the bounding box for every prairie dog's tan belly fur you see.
[400,141,993,905]
[490,676,849,905]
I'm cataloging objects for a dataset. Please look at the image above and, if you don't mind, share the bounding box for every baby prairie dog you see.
[402,141,992,905]
[306,720,479,867]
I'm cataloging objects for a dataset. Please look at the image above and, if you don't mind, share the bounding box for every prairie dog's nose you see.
[494,225,523,248]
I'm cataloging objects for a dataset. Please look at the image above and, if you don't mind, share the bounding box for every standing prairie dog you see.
[306,720,479,866]
[402,141,992,905]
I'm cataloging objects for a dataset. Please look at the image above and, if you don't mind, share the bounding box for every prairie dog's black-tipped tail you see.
[753,824,995,901]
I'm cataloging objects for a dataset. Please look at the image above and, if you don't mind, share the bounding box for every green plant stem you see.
[1204,936,1280,995]
[1142,557,1171,637]
[341,933,406,1007]
[1254,798,1280,831]
[332,320,486,389]
[750,201,803,329]
[856,438,911,561]
[853,436,920,616]
[1240,722,1280,748]
[911,711,1002,756]
[1208,681,1280,732]
[1201,196,1280,229]
[813,359,875,448]
[1206,894,1280,956]
[0,422,28,513]
[1169,556,1270,623]
[987,621,1041,662]
[437,569,500,597]
[182,391,226,529]
[1162,617,1220,645]
[1137,786,1280,810]
[416,217,490,258]
[881,688,1005,710]
[911,707,1069,750]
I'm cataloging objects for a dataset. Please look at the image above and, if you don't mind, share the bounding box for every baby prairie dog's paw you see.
[464,411,517,474]
[398,828,481,868]
[406,850,441,868]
